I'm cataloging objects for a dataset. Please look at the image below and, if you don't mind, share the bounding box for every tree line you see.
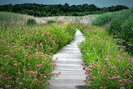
[0,3,129,17]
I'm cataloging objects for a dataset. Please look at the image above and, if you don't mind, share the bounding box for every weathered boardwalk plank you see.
[48,29,86,89]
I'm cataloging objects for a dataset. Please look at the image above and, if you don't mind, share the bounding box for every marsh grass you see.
[0,12,29,29]
[35,15,99,25]
[26,18,37,25]
[79,25,133,89]
[92,9,133,26]
[92,9,133,55]
[0,21,76,88]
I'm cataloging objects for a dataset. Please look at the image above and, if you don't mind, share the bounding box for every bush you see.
[47,20,55,24]
[26,18,36,25]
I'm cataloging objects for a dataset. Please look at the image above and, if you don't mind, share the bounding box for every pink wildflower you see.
[85,68,91,72]
[120,49,124,52]
[52,63,56,67]
[22,78,25,81]
[83,66,86,70]
[10,50,14,53]
[9,57,13,60]
[117,80,122,84]
[123,79,127,82]
[117,56,122,60]
[124,69,130,75]
[88,81,92,84]
[5,55,9,58]
[86,76,89,81]
[4,77,11,80]
[0,74,2,78]
[95,61,100,64]
[129,58,133,63]
[13,64,17,66]
[120,87,125,89]
[104,58,109,61]
[127,79,133,83]
[88,65,93,68]
[100,86,103,89]
[42,61,45,64]
[18,82,23,85]
[107,77,112,80]
[6,85,11,89]
[36,64,42,67]
[116,76,120,79]
[28,55,32,58]
[28,71,37,76]
[85,71,88,74]
[35,79,40,82]
[112,76,117,80]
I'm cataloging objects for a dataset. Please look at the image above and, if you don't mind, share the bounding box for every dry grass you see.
[35,15,99,25]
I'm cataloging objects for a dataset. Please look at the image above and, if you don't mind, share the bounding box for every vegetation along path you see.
[48,29,86,89]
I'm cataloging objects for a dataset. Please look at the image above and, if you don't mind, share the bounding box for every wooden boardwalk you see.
[48,29,86,89]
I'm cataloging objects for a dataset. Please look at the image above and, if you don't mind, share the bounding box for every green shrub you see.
[47,20,55,24]
[26,18,36,25]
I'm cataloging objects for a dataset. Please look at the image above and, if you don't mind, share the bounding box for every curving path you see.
[48,29,86,89]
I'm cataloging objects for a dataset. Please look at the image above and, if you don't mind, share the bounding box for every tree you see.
[115,5,128,11]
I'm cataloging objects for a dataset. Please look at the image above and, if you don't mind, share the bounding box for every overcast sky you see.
[0,0,133,7]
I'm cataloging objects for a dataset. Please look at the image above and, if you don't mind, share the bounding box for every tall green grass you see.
[92,9,133,55]
[0,12,29,29]
[92,12,116,26]
[0,22,76,89]
[92,9,133,26]
[79,25,133,89]
[26,18,37,25]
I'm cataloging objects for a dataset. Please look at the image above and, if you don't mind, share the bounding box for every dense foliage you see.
[92,9,133,55]
[0,12,76,88]
[79,25,133,89]
[0,3,128,17]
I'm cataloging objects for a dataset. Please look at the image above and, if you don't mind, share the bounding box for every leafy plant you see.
[26,18,36,25]
[47,20,55,24]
